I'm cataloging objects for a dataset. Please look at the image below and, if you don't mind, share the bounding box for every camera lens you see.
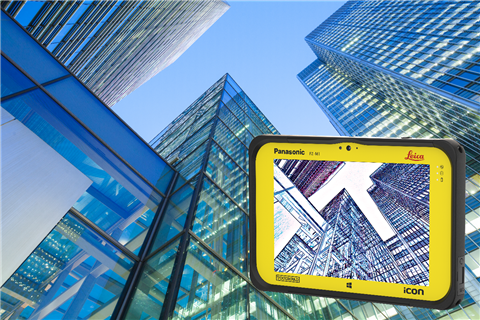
[346,145,351,151]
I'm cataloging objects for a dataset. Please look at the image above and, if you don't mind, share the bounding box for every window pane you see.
[1,11,69,83]
[249,286,289,320]
[43,77,175,194]
[193,179,248,275]
[173,140,208,180]
[0,213,134,320]
[150,183,195,253]
[223,95,262,137]
[125,237,181,320]
[218,103,253,147]
[206,142,248,211]
[1,89,163,208]
[2,89,164,255]
[172,238,248,319]
[0,55,36,98]
[165,119,213,164]
[213,120,248,172]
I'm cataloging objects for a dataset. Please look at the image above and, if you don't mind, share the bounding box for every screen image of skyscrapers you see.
[274,160,429,286]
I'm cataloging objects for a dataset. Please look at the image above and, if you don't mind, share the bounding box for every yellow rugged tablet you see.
[249,135,465,309]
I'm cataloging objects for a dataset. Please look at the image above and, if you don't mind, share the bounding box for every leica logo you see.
[405,150,424,161]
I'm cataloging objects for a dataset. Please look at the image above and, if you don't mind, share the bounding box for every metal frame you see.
[0,50,168,202]
[158,88,225,319]
[1,8,179,175]
[111,171,180,319]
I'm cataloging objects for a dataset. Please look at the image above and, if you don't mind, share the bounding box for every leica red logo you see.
[405,150,424,161]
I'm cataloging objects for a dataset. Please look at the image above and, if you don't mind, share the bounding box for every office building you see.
[2,10,402,319]
[2,0,229,106]
[298,0,480,318]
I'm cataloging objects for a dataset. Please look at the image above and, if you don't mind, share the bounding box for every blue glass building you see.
[298,0,480,318]
[2,0,229,106]
[1,8,176,319]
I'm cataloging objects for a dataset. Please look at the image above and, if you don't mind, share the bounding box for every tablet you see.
[249,135,465,309]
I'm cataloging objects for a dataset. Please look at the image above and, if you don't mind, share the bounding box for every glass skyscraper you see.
[2,0,229,106]
[132,74,402,320]
[298,0,480,319]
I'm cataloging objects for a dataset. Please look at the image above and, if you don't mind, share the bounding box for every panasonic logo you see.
[404,288,424,295]
[274,148,305,155]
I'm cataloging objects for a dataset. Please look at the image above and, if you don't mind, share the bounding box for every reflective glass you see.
[1,89,162,208]
[224,81,239,104]
[156,126,191,156]
[173,175,188,193]
[225,75,243,96]
[213,120,248,172]
[174,140,208,180]
[250,286,289,320]
[266,291,342,320]
[150,183,195,253]
[1,89,165,255]
[193,179,248,275]
[43,77,174,194]
[0,213,134,320]
[242,93,277,134]
[1,11,69,83]
[206,142,248,211]
[223,94,263,137]
[172,238,248,319]
[154,94,220,157]
[124,238,181,320]
[218,103,254,148]
[188,102,219,136]
[0,55,35,98]
[165,119,213,164]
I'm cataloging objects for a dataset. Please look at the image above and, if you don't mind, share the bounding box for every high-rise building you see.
[2,0,229,106]
[298,0,480,318]
[2,10,404,320]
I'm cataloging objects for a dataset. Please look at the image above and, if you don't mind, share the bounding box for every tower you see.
[2,0,229,106]
[298,1,480,318]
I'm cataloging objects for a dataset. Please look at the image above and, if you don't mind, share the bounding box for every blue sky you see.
[114,1,346,142]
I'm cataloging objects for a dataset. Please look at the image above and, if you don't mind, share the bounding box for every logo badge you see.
[405,150,424,161]
[276,274,300,283]
[404,287,424,295]
[274,148,305,155]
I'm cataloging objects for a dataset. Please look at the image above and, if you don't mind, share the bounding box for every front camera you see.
[346,145,351,151]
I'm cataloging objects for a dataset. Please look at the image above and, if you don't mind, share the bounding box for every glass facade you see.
[1,10,177,319]
[298,1,480,319]
[2,10,400,319]
[130,74,424,320]
[2,0,229,106]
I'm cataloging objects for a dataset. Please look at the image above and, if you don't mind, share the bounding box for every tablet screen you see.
[273,159,430,286]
